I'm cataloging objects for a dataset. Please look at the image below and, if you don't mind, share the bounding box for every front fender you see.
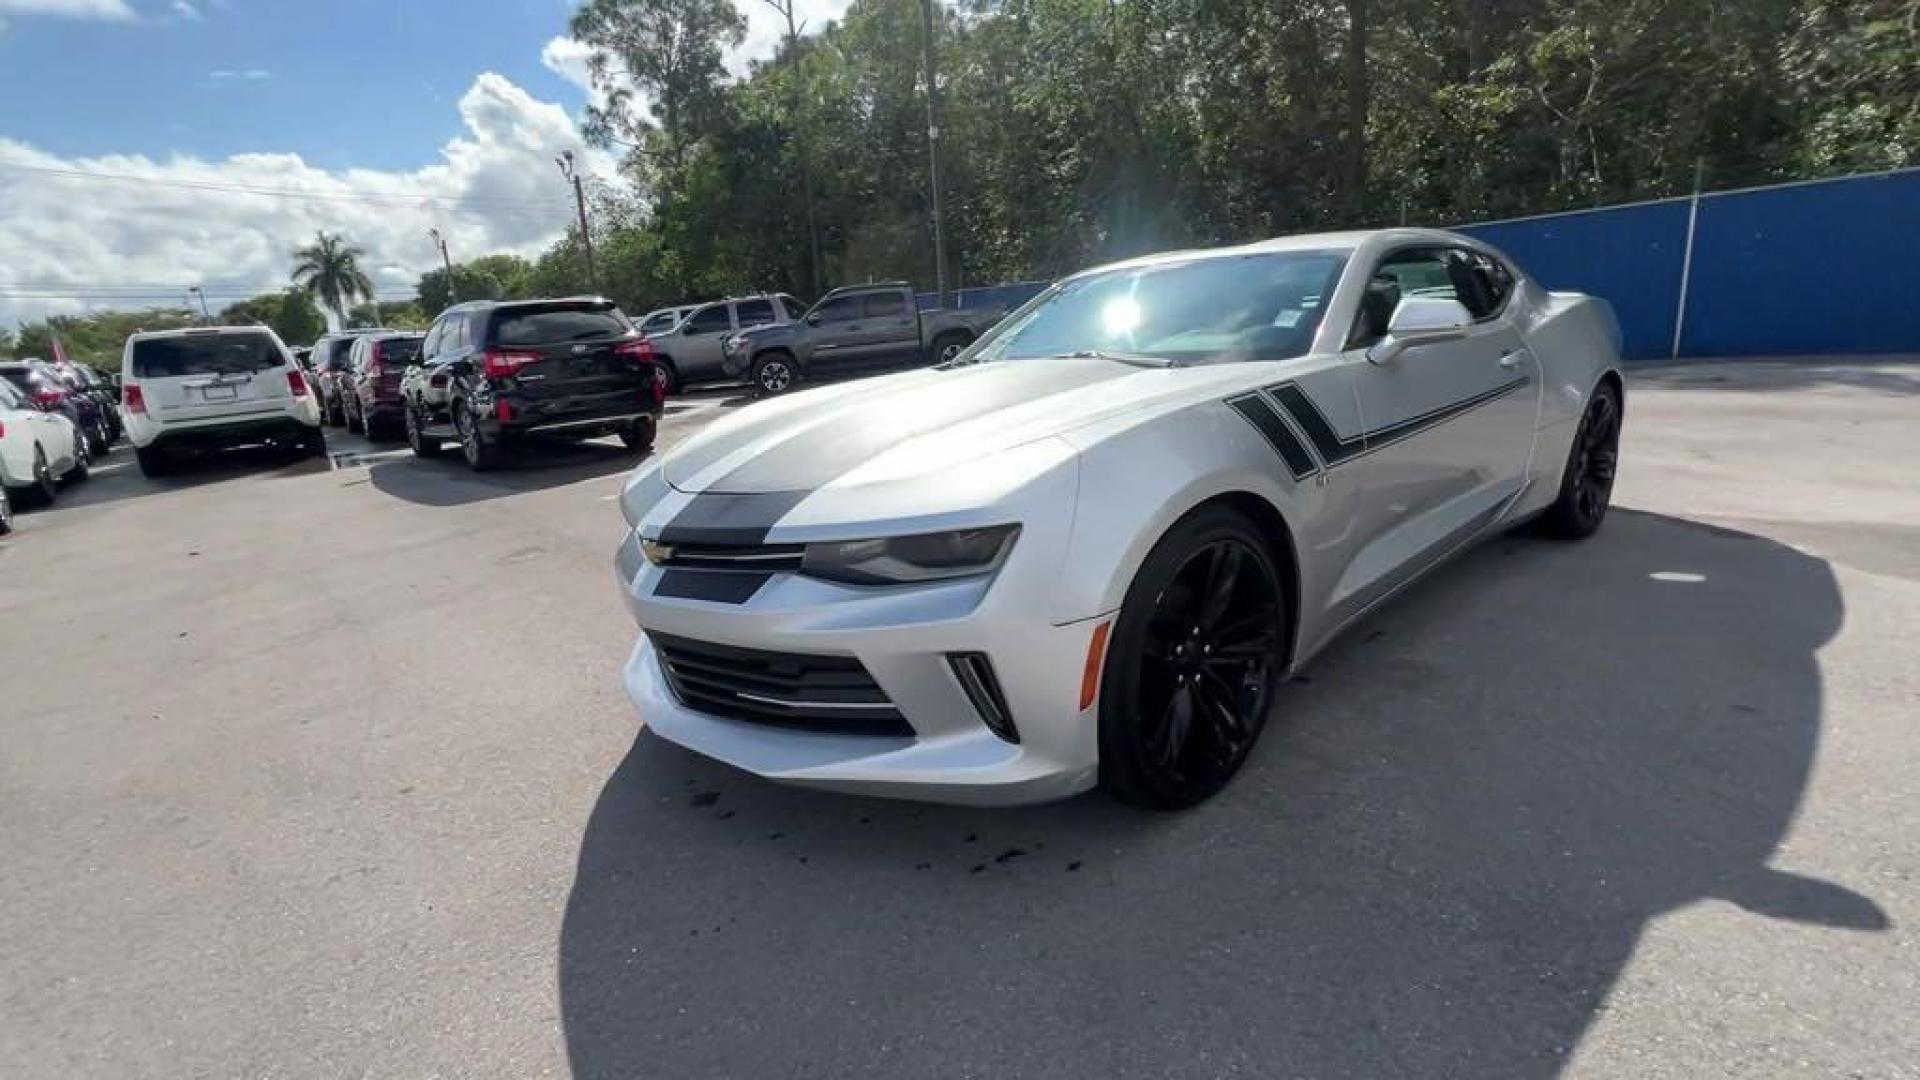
[1050,397,1322,631]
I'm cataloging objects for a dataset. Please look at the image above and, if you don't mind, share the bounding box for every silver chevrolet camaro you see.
[615,228,1624,808]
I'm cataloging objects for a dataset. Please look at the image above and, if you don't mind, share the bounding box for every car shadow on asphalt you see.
[366,439,644,508]
[49,442,331,511]
[555,509,1886,1080]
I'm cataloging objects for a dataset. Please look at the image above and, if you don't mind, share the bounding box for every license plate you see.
[202,384,238,401]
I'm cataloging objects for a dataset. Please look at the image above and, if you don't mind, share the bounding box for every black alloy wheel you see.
[406,403,441,458]
[753,355,794,396]
[0,484,14,535]
[68,434,91,482]
[455,403,498,471]
[1101,507,1288,809]
[1541,381,1621,539]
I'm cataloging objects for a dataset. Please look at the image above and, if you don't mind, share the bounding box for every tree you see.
[218,290,326,345]
[290,231,376,328]
[570,0,746,165]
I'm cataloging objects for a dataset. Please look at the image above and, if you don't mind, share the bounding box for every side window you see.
[1349,249,1453,348]
[864,292,907,318]
[422,320,443,359]
[811,295,863,323]
[0,379,22,409]
[735,298,775,328]
[447,315,469,355]
[778,295,805,319]
[683,305,733,336]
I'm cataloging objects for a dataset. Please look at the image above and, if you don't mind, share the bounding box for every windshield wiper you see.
[1057,349,1170,367]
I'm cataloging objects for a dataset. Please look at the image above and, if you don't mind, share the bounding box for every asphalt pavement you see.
[2,362,1916,1078]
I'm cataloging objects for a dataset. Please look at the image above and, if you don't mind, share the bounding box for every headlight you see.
[800,525,1020,586]
[724,334,747,352]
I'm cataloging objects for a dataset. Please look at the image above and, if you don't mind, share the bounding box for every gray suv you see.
[644,294,805,392]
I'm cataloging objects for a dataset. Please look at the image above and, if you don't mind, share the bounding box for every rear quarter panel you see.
[1509,281,1624,518]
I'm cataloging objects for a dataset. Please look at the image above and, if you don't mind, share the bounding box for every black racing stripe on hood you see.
[655,490,811,547]
[698,360,1132,494]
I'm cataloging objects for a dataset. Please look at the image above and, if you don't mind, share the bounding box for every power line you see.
[0,159,576,212]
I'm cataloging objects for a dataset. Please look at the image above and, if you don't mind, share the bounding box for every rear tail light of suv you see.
[482,350,542,379]
[123,384,147,414]
[614,338,655,365]
[287,369,310,397]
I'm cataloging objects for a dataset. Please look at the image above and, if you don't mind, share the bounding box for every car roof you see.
[445,296,617,313]
[127,324,283,343]
[1066,228,1488,280]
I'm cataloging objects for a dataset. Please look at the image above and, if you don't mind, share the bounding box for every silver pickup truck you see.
[719,282,1009,396]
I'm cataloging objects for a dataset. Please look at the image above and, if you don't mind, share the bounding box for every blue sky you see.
[0,0,851,328]
[0,0,585,171]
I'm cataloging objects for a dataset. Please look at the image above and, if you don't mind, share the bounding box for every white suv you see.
[120,326,326,477]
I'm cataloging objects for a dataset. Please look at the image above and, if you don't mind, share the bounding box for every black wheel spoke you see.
[1199,543,1243,630]
[1154,687,1193,767]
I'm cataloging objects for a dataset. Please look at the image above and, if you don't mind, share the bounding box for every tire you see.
[296,426,327,460]
[751,353,797,396]
[932,331,973,364]
[0,484,13,535]
[88,418,111,455]
[657,360,681,396]
[1538,379,1622,540]
[345,397,364,435]
[454,402,501,471]
[20,446,58,507]
[65,436,91,483]
[1099,506,1290,810]
[136,444,174,478]
[620,415,656,454]
[406,403,443,458]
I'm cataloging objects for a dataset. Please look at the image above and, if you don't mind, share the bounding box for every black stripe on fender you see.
[1226,392,1317,481]
[1268,383,1365,466]
[1269,375,1531,469]
[655,490,811,547]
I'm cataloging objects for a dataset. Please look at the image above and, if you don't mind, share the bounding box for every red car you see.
[342,332,424,440]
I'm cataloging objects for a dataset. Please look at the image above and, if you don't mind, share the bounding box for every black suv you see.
[401,297,665,470]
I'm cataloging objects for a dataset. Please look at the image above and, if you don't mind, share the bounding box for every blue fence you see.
[915,281,1050,314]
[1460,167,1920,360]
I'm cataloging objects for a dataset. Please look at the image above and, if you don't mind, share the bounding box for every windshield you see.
[971,250,1346,366]
[132,333,284,378]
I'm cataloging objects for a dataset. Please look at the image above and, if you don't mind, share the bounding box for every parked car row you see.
[0,365,98,534]
[634,284,1009,397]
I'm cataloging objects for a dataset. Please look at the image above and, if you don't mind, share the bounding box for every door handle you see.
[1498,351,1523,369]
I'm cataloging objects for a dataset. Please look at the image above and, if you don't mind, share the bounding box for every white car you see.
[120,326,326,477]
[614,228,1624,808]
[0,375,89,530]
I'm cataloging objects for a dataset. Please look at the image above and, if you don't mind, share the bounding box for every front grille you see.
[649,631,912,737]
[657,542,805,573]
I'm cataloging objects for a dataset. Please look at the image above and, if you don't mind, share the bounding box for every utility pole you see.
[188,285,211,322]
[427,227,456,306]
[557,150,598,292]
[919,0,948,307]
[766,0,823,297]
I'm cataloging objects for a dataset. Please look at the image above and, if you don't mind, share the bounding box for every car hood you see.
[660,356,1262,495]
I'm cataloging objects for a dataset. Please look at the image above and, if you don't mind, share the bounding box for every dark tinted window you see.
[490,305,629,346]
[320,337,357,370]
[1468,251,1514,315]
[0,369,42,395]
[639,310,680,334]
[864,292,907,318]
[376,337,423,366]
[682,306,732,335]
[735,299,775,327]
[811,295,863,323]
[778,295,805,317]
[132,333,283,378]
[0,379,23,409]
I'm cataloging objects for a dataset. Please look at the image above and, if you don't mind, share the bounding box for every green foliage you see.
[290,231,376,326]
[348,300,431,330]
[219,290,326,346]
[10,308,198,367]
[416,254,537,315]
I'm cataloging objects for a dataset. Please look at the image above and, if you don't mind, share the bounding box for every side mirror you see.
[1368,296,1474,365]
[804,313,821,326]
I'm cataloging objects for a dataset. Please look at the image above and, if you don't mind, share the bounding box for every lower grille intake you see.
[649,631,912,737]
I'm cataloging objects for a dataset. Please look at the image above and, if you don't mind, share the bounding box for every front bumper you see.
[613,472,1104,805]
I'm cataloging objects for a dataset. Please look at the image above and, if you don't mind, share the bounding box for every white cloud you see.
[0,0,134,21]
[169,0,199,21]
[0,73,616,329]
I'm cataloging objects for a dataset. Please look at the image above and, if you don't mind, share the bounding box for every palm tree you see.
[290,231,376,328]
